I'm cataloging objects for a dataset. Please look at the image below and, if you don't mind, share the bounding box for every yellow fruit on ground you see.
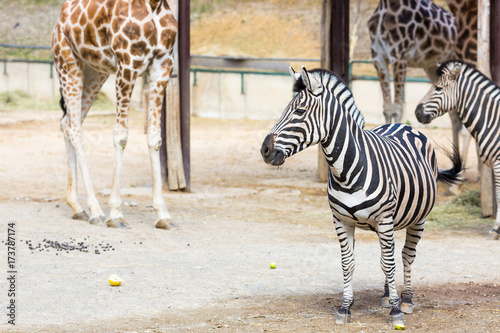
[395,323,405,330]
[108,274,122,286]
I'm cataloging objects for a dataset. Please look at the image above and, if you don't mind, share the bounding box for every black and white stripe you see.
[416,60,500,240]
[261,67,464,327]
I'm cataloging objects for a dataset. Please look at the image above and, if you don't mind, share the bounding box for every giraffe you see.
[368,0,458,124]
[51,0,178,229]
[447,0,477,67]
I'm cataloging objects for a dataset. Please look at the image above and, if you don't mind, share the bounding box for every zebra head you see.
[415,61,465,124]
[261,67,327,166]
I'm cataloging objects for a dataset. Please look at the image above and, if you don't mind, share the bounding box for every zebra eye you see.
[294,108,306,115]
[435,86,443,92]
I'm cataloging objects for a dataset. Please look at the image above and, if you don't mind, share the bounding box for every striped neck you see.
[456,68,500,140]
[320,80,367,186]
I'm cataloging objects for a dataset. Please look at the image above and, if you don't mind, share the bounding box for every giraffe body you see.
[368,0,457,123]
[52,0,178,229]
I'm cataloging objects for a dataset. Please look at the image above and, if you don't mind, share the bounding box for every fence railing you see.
[0,43,432,85]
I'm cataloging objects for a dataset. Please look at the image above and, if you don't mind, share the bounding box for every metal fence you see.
[0,43,431,87]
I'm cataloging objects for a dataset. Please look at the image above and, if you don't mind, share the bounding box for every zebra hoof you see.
[381,296,391,308]
[155,219,178,230]
[400,300,414,314]
[107,218,129,229]
[72,211,89,221]
[335,308,351,325]
[89,215,105,226]
[389,310,405,328]
[487,229,500,240]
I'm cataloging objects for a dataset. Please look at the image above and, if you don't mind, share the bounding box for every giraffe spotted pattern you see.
[52,0,178,229]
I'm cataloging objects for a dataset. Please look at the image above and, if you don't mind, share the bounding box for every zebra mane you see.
[293,68,365,129]
[437,60,500,89]
[436,60,473,77]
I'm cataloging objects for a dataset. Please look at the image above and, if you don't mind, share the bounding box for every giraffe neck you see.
[148,0,163,10]
[378,0,403,10]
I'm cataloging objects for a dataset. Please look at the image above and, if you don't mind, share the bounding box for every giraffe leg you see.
[488,161,500,240]
[372,54,394,123]
[63,67,108,221]
[56,59,105,225]
[400,219,425,314]
[377,221,404,328]
[146,59,177,230]
[107,66,136,229]
[61,116,87,221]
[392,59,408,123]
[333,219,355,325]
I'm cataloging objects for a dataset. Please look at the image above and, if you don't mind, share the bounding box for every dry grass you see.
[191,3,321,59]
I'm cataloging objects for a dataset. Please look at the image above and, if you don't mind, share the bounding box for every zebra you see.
[261,67,464,328]
[416,60,500,240]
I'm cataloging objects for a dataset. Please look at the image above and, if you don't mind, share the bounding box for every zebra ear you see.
[300,66,323,95]
[289,67,301,82]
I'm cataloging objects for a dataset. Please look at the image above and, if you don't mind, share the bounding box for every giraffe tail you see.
[437,145,465,186]
[58,88,67,117]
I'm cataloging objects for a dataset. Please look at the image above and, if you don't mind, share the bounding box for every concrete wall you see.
[0,62,144,109]
[1,62,59,102]
[1,61,452,128]
[190,70,451,128]
[191,71,293,120]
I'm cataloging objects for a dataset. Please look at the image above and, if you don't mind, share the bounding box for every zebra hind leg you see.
[488,162,500,240]
[377,223,405,328]
[400,220,425,314]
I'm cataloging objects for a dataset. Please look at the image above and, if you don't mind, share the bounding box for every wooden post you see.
[478,0,496,217]
[492,1,500,82]
[319,0,350,182]
[160,0,189,191]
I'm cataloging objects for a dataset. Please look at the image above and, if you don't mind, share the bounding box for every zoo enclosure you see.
[1,43,440,127]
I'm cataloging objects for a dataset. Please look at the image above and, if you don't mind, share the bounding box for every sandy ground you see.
[0,109,499,332]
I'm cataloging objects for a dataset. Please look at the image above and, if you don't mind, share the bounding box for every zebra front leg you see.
[381,280,390,307]
[333,219,356,324]
[377,221,404,328]
[488,162,500,240]
[400,220,425,313]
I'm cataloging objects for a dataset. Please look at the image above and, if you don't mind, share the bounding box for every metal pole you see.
[178,0,191,191]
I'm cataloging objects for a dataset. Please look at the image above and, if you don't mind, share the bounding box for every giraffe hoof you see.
[400,301,414,314]
[89,215,106,226]
[72,211,89,221]
[335,309,351,325]
[381,296,391,308]
[487,229,500,240]
[155,219,178,230]
[107,218,130,229]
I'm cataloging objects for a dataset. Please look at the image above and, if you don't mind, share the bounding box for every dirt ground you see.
[0,109,499,332]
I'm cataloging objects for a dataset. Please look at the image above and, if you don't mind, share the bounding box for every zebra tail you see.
[437,145,465,186]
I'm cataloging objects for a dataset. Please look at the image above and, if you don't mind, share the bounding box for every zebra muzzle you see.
[415,104,432,124]
[261,134,286,166]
